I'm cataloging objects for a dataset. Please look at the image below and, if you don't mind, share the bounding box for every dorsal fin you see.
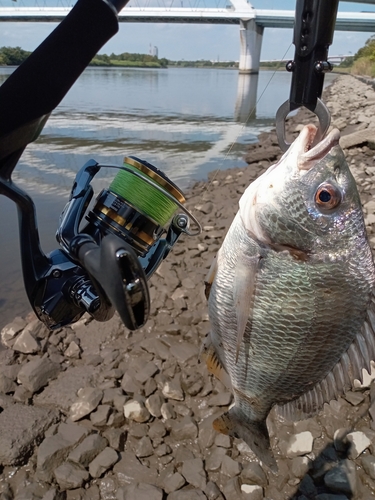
[276,289,375,421]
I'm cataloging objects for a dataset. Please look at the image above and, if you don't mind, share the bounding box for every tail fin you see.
[213,408,277,472]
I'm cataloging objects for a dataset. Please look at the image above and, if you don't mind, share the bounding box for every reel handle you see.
[72,233,150,330]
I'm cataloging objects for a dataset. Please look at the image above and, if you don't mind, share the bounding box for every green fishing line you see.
[109,160,179,226]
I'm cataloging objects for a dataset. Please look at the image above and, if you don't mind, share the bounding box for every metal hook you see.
[275,98,331,152]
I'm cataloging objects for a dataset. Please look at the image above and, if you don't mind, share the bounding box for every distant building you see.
[149,44,158,58]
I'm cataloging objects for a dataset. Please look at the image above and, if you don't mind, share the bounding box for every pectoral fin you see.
[233,255,261,362]
[200,334,232,390]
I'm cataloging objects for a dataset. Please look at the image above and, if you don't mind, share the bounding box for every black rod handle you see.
[288,0,339,112]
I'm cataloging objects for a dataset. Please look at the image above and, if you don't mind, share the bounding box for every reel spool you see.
[87,156,186,256]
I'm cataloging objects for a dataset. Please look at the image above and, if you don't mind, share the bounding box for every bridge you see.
[1,0,375,73]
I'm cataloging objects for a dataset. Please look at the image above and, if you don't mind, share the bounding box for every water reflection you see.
[235,73,259,122]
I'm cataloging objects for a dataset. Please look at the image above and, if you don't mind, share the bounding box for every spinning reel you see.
[0,155,201,331]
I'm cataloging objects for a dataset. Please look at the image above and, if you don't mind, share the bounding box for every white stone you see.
[1,316,27,347]
[353,361,375,389]
[69,388,103,421]
[284,431,314,458]
[162,380,184,401]
[241,484,263,500]
[65,341,82,359]
[346,431,372,459]
[13,329,40,354]
[123,400,150,423]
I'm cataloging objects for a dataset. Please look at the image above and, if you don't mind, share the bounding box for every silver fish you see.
[203,124,375,470]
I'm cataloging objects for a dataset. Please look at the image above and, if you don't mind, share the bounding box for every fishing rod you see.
[276,0,340,152]
[0,0,201,331]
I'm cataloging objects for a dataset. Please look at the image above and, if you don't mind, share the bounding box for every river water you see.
[0,66,336,328]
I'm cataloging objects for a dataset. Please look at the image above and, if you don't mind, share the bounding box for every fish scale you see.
[203,124,375,470]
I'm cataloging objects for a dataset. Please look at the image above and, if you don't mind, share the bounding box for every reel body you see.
[1,156,200,331]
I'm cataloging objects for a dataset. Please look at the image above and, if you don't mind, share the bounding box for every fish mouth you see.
[296,125,340,171]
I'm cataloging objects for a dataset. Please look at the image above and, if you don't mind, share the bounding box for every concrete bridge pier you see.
[239,19,264,74]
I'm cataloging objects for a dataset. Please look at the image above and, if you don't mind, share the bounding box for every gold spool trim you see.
[124,156,185,204]
[96,204,155,246]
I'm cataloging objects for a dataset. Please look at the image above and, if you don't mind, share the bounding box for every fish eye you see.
[315,183,341,210]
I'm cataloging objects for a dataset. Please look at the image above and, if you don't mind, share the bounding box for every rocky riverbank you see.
[1,74,375,500]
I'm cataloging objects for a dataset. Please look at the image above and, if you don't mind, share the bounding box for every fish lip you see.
[297,126,341,171]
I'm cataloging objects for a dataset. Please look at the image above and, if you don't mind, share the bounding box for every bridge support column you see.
[239,19,264,74]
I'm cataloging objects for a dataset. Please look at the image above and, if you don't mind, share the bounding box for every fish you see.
[202,124,375,470]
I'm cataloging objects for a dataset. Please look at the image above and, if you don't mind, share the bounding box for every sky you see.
[0,0,374,61]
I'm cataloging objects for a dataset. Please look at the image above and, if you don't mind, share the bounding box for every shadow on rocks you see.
[289,440,356,500]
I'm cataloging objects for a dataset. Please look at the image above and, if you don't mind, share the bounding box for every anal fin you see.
[213,408,277,472]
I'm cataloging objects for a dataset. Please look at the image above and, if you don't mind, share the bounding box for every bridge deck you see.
[0,7,374,32]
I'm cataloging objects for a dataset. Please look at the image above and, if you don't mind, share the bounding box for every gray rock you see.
[324,460,357,496]
[208,392,232,406]
[70,387,103,421]
[362,454,375,480]
[346,431,372,459]
[17,357,60,393]
[0,373,17,394]
[134,362,159,384]
[291,456,311,478]
[240,484,264,500]
[161,402,176,419]
[90,404,112,426]
[164,472,186,493]
[221,455,242,477]
[41,487,66,500]
[124,399,150,423]
[37,432,85,482]
[13,329,40,354]
[88,447,118,478]
[340,127,375,149]
[221,477,242,500]
[0,404,58,466]
[54,461,89,490]
[34,366,97,413]
[166,488,206,500]
[214,433,231,448]
[99,478,117,500]
[344,391,366,406]
[135,436,154,458]
[204,481,224,500]
[58,422,89,444]
[241,462,267,486]
[13,385,32,403]
[181,372,203,397]
[102,428,126,451]
[148,420,167,441]
[1,317,27,347]
[298,474,317,498]
[113,451,158,485]
[102,387,124,405]
[117,483,163,500]
[170,343,199,364]
[181,458,207,490]
[68,433,108,467]
[170,416,198,440]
